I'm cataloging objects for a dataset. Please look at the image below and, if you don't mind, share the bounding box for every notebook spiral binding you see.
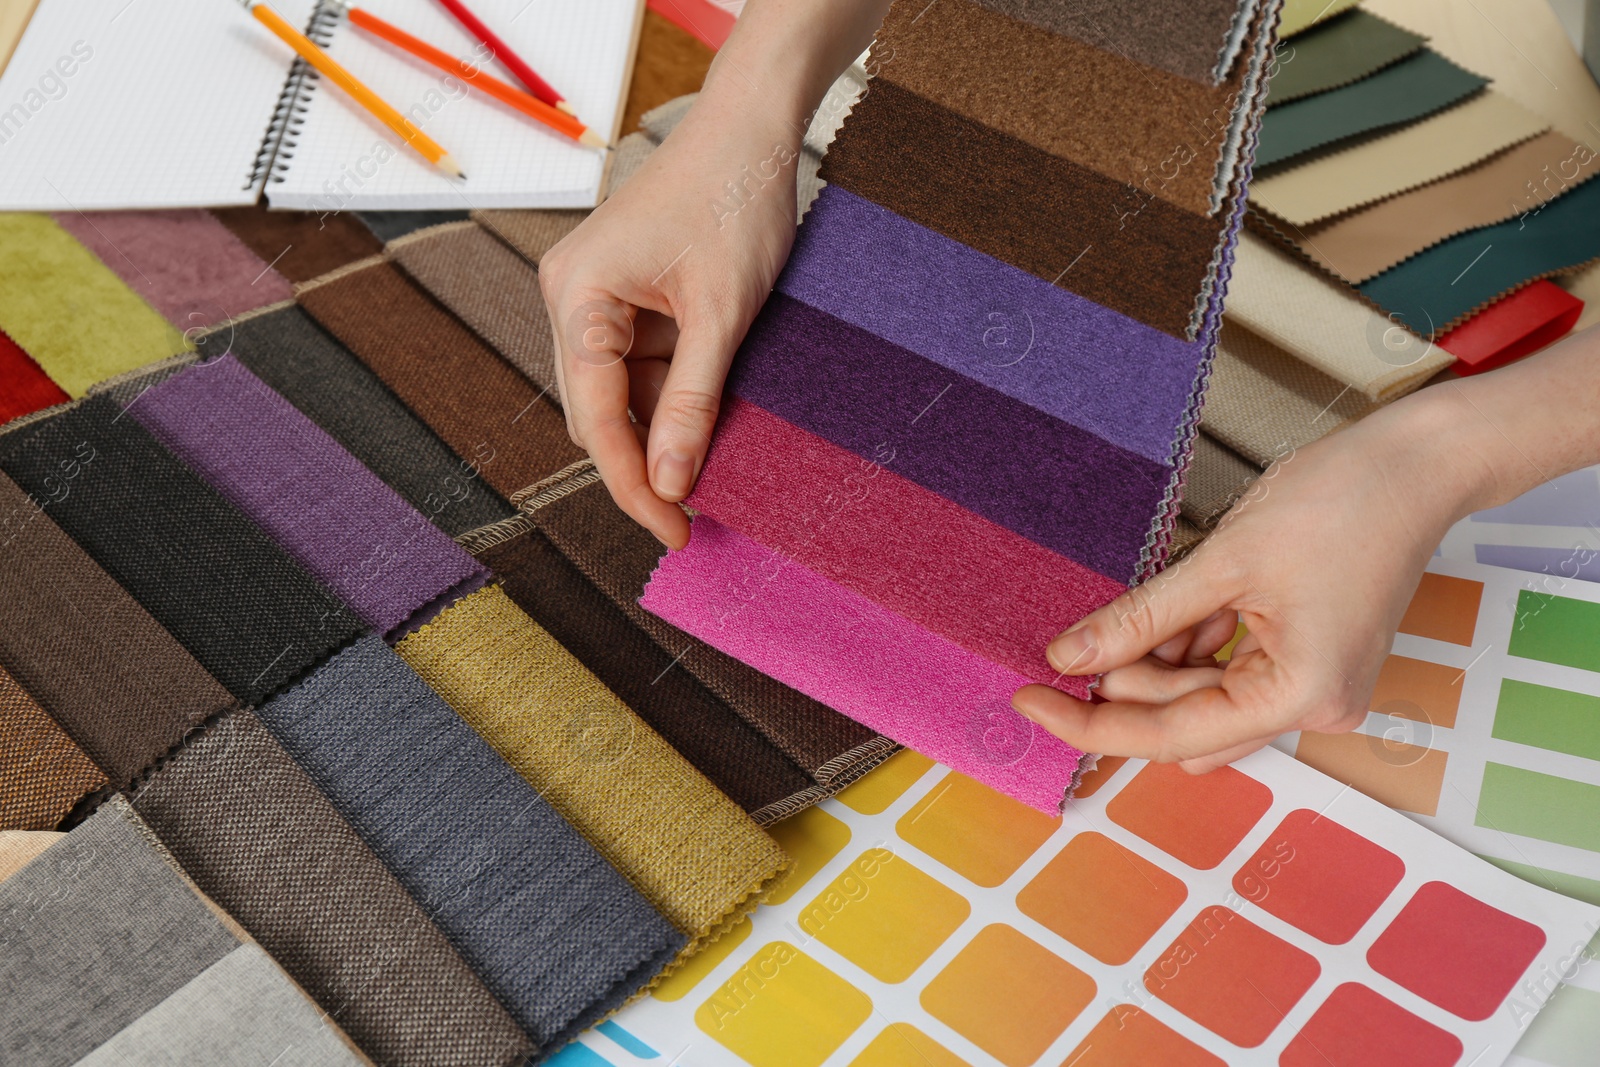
[242,0,345,191]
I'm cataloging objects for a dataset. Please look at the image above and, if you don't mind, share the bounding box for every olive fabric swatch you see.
[1280,0,1361,38]
[474,208,588,265]
[222,305,515,538]
[0,397,361,707]
[0,665,106,831]
[0,830,63,883]
[296,260,585,501]
[389,222,558,391]
[257,637,685,1048]
[211,204,384,284]
[1268,10,1426,105]
[0,472,233,788]
[480,532,818,820]
[396,585,789,944]
[619,7,715,136]
[357,209,471,242]
[1181,432,1264,528]
[0,213,190,397]
[1257,49,1488,168]
[0,327,70,425]
[130,710,534,1067]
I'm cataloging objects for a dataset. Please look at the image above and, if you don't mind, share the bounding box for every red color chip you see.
[1232,808,1405,944]
[1281,983,1465,1067]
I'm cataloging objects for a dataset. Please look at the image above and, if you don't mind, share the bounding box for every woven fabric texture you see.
[0,829,63,883]
[1266,9,1425,105]
[257,637,685,1048]
[607,133,658,194]
[618,7,715,136]
[358,209,471,241]
[133,355,487,636]
[0,665,105,831]
[0,328,70,424]
[0,213,189,396]
[212,204,384,284]
[474,208,588,265]
[0,472,233,788]
[1181,432,1264,528]
[396,585,788,943]
[223,305,515,538]
[130,710,534,1067]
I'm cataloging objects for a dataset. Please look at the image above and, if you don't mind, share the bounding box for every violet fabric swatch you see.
[727,292,1168,583]
[132,355,487,636]
[642,516,1086,813]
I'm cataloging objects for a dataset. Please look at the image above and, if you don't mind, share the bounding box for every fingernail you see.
[1047,628,1095,673]
[654,450,695,501]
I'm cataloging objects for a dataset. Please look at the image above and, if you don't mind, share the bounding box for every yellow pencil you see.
[245,1,465,180]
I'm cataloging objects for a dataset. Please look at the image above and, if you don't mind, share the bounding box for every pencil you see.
[433,0,576,116]
[246,1,465,180]
[348,8,606,148]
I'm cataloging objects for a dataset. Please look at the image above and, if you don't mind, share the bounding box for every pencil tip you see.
[438,156,467,180]
[556,100,577,116]
[579,129,608,149]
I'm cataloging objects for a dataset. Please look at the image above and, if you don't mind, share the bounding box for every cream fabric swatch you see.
[1249,92,1549,225]
[1280,0,1361,38]
[0,830,64,883]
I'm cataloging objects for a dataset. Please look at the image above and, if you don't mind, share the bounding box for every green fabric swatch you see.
[1269,10,1427,106]
[1361,177,1600,333]
[1493,679,1600,761]
[1476,762,1600,853]
[0,213,189,397]
[1507,588,1600,674]
[1257,49,1487,167]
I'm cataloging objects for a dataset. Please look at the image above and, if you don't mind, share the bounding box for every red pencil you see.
[433,0,575,115]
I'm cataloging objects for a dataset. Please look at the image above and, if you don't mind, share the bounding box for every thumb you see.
[646,308,742,503]
[1049,554,1236,676]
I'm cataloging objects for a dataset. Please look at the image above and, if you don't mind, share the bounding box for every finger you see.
[627,358,671,424]
[1048,554,1239,676]
[1012,683,1264,764]
[646,306,741,503]
[1179,736,1270,775]
[1095,658,1226,704]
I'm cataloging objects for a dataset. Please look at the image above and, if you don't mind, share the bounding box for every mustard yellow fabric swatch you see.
[0,214,190,397]
[1279,0,1361,38]
[397,585,787,943]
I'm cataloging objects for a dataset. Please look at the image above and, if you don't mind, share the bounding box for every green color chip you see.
[1509,591,1600,674]
[1513,986,1600,1067]
[1494,679,1600,762]
[1476,763,1600,854]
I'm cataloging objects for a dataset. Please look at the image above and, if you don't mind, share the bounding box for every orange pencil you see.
[244,1,465,179]
[347,7,606,149]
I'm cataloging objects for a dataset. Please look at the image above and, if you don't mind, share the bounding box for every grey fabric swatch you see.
[607,132,658,194]
[357,210,471,242]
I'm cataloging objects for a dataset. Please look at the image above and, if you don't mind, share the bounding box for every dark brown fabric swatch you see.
[0,664,106,830]
[481,532,817,821]
[532,481,894,784]
[296,260,585,501]
[821,78,1223,339]
[210,205,384,284]
[0,472,233,788]
[474,209,589,266]
[619,8,715,137]
[130,709,535,1067]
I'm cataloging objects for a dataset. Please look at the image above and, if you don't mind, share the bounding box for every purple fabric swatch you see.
[727,293,1168,582]
[777,186,1204,466]
[133,355,487,636]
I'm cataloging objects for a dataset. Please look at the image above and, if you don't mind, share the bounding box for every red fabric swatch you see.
[1436,281,1583,375]
[646,0,735,49]
[0,330,69,425]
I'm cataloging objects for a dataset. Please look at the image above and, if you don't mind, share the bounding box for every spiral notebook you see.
[0,0,643,211]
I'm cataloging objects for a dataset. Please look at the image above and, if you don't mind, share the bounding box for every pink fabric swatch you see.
[688,398,1123,687]
[53,210,293,332]
[642,515,1087,812]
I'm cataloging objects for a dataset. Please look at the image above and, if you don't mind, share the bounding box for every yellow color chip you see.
[897,772,1060,887]
[837,749,934,815]
[765,806,852,906]
[849,1023,971,1067]
[797,847,971,983]
[696,942,872,1067]
[653,916,753,1002]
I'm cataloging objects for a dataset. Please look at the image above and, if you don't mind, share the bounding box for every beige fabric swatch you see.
[1280,0,1361,38]
[1249,92,1549,225]
[1181,432,1262,528]
[0,830,63,883]
[474,209,590,266]
[1169,517,1208,560]
[1225,232,1455,400]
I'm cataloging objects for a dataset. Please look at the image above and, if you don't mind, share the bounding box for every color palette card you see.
[571,745,1598,1067]
[1437,464,1600,584]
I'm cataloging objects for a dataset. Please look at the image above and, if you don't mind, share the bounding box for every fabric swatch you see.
[0,830,64,883]
[1171,517,1209,559]
[1437,280,1585,374]
[296,260,585,501]
[1280,0,1362,38]
[0,397,361,706]
[480,532,819,821]
[396,585,788,943]
[0,665,105,831]
[530,481,894,785]
[639,93,697,141]
[76,943,372,1067]
[357,209,471,241]
[1226,232,1455,399]
[389,221,558,391]
[222,305,516,538]
[0,472,234,788]
[607,132,658,194]
[1249,90,1549,224]
[130,709,534,1067]
[52,209,294,331]
[619,7,715,136]
[642,516,1088,813]
[1269,9,1426,104]
[1181,432,1264,528]
[0,798,240,1066]
[474,208,588,265]
[257,637,685,1048]
[132,355,487,636]
[0,213,190,397]
[211,204,384,284]
[0,328,70,424]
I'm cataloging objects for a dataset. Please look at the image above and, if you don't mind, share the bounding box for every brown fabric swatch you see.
[473,209,589,266]
[0,472,233,789]
[0,665,106,831]
[878,0,1254,216]
[130,709,534,1067]
[389,223,558,392]
[296,260,585,501]
[480,532,818,822]
[821,78,1225,339]
[1181,431,1264,528]
[620,8,715,137]
[211,204,384,284]
[531,481,894,784]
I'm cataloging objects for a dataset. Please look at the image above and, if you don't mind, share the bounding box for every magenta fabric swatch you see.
[642,515,1087,812]
[132,355,487,636]
[53,210,293,331]
[689,398,1121,688]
